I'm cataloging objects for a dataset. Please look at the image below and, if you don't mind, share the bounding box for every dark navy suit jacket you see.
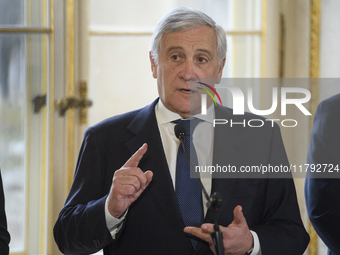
[0,171,10,255]
[54,99,309,255]
[305,93,340,255]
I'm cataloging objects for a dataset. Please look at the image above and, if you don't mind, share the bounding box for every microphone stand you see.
[177,129,224,255]
[207,193,224,255]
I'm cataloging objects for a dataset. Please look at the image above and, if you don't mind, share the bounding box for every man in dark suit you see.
[54,7,309,255]
[305,93,340,255]
[0,171,10,254]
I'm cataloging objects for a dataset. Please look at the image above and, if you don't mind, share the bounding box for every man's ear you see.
[218,57,226,78]
[149,51,157,79]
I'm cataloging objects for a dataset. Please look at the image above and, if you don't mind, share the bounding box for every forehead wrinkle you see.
[160,26,218,59]
[166,46,184,54]
[165,45,214,60]
[196,49,213,58]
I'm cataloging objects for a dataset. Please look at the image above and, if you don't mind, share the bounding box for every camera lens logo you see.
[196,82,223,106]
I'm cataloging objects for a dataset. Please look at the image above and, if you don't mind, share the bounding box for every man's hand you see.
[184,205,253,255]
[107,143,153,218]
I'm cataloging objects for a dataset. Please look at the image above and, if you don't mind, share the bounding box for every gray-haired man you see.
[54,7,309,255]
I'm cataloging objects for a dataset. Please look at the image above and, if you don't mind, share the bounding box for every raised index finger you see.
[123,143,148,168]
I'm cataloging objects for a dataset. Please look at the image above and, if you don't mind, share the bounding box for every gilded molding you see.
[67,0,76,192]
[279,14,285,79]
[261,0,267,78]
[0,28,52,34]
[48,0,55,253]
[309,221,319,255]
[309,0,321,254]
[260,0,267,111]
[309,0,320,125]
[310,0,321,78]
[79,81,89,124]
[25,0,32,252]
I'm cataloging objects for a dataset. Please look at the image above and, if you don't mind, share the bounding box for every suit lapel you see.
[196,105,247,253]
[207,105,247,225]
[125,99,193,250]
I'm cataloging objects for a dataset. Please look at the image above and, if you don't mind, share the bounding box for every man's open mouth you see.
[180,89,195,94]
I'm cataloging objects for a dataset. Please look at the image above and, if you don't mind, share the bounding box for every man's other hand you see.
[184,205,253,255]
[107,143,153,218]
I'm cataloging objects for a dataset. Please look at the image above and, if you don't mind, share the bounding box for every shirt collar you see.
[155,99,215,124]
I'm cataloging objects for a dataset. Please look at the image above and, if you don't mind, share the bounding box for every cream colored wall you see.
[87,0,263,125]
[88,36,158,124]
[279,0,310,225]
[87,0,168,125]
[277,0,340,254]
[320,0,340,79]
[269,0,311,254]
[319,0,340,99]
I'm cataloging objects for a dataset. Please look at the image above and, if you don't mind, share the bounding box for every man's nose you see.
[178,60,198,81]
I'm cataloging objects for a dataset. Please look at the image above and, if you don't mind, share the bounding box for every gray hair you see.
[149,6,227,67]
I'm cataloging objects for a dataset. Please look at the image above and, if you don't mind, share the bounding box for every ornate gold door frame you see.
[308,0,321,254]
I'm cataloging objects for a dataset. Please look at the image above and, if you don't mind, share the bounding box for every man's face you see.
[150,26,225,118]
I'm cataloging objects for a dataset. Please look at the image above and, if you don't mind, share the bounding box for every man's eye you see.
[171,55,180,61]
[198,57,207,63]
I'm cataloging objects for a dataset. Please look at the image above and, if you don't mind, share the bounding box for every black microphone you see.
[174,124,186,144]
[174,123,224,255]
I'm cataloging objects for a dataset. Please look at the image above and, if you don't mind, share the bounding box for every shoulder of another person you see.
[318,94,340,113]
